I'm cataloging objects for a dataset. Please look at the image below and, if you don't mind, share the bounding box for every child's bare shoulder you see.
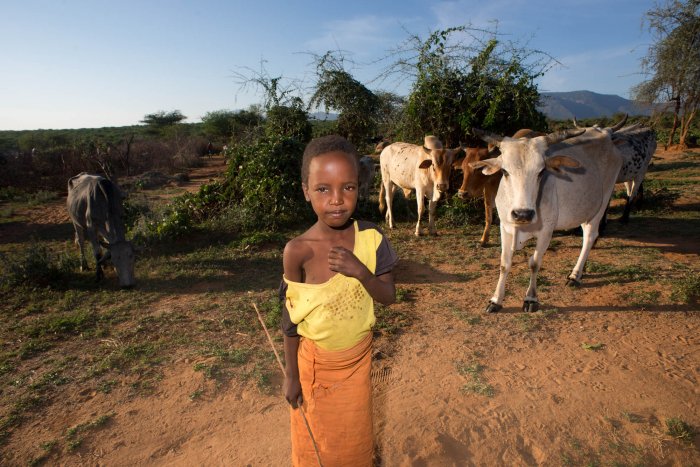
[283,231,315,278]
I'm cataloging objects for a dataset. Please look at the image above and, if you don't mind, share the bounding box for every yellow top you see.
[283,221,388,351]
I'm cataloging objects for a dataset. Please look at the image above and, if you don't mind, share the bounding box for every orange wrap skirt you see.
[291,332,373,467]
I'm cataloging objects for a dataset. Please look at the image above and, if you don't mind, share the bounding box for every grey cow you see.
[574,116,657,223]
[66,173,135,287]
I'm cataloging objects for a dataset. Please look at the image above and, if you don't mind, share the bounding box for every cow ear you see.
[418,159,433,169]
[470,158,502,176]
[546,155,581,173]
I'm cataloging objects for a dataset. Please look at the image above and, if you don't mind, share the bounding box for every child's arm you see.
[281,240,305,408]
[328,246,396,305]
[283,335,302,408]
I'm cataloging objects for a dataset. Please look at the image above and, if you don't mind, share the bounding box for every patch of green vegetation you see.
[25,191,58,207]
[28,439,58,467]
[670,272,700,304]
[457,361,494,397]
[665,417,696,444]
[585,261,655,282]
[621,290,661,308]
[374,304,413,336]
[189,387,204,401]
[65,412,114,452]
[581,342,605,351]
[97,379,118,394]
[236,231,287,249]
[24,309,99,340]
[0,244,78,287]
[395,287,412,303]
[514,308,559,332]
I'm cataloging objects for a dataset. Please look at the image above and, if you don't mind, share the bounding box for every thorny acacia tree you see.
[634,0,700,148]
[309,52,381,149]
[375,26,553,146]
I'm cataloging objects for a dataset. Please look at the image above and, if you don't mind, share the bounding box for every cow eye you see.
[538,169,545,178]
[501,168,509,177]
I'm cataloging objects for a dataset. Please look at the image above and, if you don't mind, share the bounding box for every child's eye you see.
[316,187,328,193]
[345,185,356,191]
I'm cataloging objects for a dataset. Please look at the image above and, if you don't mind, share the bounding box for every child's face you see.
[303,151,358,228]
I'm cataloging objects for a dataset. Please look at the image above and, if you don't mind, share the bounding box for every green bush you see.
[437,195,484,227]
[223,136,310,230]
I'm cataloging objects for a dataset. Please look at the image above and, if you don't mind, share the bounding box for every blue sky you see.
[0,0,654,130]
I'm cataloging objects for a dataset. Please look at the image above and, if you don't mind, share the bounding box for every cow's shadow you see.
[394,259,468,285]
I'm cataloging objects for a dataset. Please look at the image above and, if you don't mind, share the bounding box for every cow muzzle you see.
[457,190,467,199]
[436,183,448,192]
[511,209,535,223]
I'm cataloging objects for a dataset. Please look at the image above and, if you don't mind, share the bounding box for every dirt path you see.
[2,150,698,465]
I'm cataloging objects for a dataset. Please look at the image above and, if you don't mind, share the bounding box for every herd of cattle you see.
[373,116,656,312]
[66,116,657,313]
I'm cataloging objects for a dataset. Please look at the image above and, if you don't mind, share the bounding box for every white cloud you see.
[304,15,403,57]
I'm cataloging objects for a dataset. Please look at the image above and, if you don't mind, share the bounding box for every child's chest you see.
[303,238,355,284]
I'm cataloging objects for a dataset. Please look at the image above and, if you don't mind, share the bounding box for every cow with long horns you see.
[470,124,623,313]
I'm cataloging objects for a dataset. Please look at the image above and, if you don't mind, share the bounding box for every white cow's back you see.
[546,131,622,230]
[380,143,430,194]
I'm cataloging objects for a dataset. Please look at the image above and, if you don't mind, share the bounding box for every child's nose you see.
[330,190,344,205]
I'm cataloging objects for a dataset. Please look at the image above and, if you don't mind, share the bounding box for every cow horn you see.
[544,129,586,145]
[572,116,582,129]
[609,114,628,132]
[472,128,504,147]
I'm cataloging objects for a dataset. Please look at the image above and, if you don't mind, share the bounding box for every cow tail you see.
[378,182,385,213]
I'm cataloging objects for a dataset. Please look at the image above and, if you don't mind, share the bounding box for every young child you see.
[280,135,398,466]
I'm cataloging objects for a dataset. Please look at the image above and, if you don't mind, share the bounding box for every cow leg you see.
[73,225,89,271]
[523,231,553,312]
[384,181,395,229]
[567,221,599,286]
[480,186,495,246]
[621,178,641,224]
[414,188,425,236]
[487,225,515,313]
[427,196,438,236]
[85,228,104,282]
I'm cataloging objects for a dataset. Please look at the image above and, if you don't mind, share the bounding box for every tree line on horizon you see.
[0,1,698,196]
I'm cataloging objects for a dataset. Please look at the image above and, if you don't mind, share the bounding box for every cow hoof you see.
[485,302,502,313]
[523,301,539,313]
[566,278,581,287]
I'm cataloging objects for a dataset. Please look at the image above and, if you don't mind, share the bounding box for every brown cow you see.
[454,129,543,245]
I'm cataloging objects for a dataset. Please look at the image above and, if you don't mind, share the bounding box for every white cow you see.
[471,127,622,313]
[379,136,463,236]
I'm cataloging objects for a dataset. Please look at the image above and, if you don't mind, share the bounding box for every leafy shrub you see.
[437,195,484,227]
[222,136,310,230]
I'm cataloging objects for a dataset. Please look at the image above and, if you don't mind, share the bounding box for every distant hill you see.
[538,91,653,120]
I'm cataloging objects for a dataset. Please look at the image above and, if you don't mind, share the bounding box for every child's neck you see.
[314,218,354,238]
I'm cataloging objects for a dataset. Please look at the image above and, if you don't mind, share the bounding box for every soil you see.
[1,151,699,466]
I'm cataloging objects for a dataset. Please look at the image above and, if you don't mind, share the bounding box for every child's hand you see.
[284,376,303,409]
[328,246,370,281]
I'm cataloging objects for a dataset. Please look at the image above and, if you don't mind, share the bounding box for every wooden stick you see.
[253,303,324,467]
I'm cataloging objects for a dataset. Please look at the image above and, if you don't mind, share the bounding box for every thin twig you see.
[253,303,324,467]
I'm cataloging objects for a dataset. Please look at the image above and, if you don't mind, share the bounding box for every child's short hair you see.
[302,135,359,183]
